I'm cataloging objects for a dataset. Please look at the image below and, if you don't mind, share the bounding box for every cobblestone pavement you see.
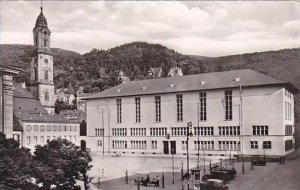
[88,153,300,190]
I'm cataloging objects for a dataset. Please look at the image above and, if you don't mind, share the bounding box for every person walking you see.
[156,175,160,187]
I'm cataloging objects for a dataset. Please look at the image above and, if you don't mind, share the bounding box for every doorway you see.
[170,141,176,155]
[163,141,169,154]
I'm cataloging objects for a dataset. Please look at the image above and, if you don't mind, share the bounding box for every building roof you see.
[35,7,48,28]
[84,69,294,100]
[13,84,78,124]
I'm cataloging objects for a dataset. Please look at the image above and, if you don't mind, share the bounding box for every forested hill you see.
[1,42,299,93]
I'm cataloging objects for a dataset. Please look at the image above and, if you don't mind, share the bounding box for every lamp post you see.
[186,121,193,190]
[203,144,206,174]
[197,103,200,169]
[181,160,184,190]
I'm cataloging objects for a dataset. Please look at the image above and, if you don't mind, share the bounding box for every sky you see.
[0,1,299,57]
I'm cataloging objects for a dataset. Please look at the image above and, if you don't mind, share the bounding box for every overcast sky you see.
[0,1,299,57]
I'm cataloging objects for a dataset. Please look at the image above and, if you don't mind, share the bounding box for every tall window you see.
[116,99,122,123]
[155,96,161,122]
[45,91,49,101]
[135,97,141,123]
[176,94,183,121]
[44,70,49,81]
[199,92,207,121]
[44,39,47,46]
[225,90,232,120]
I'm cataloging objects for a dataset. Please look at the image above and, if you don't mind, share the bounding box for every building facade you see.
[0,65,21,138]
[84,69,296,157]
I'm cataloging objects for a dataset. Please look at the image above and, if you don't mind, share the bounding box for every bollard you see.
[162,172,165,188]
[242,158,245,174]
[125,170,128,184]
[251,158,254,170]
[137,177,140,190]
[181,168,184,181]
[97,176,100,189]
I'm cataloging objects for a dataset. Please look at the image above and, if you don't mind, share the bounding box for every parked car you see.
[200,179,229,190]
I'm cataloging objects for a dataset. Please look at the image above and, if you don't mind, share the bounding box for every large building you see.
[84,69,296,157]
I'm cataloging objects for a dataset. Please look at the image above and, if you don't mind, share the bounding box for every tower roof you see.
[35,7,48,28]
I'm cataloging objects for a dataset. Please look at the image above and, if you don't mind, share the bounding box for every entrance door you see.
[170,141,176,155]
[163,141,169,154]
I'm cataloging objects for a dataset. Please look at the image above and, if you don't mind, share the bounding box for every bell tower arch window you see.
[44,70,49,81]
[44,39,47,47]
[45,91,49,101]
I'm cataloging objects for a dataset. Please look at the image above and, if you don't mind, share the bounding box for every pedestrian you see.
[156,175,160,186]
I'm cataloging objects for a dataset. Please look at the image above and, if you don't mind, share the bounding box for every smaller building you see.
[13,84,80,151]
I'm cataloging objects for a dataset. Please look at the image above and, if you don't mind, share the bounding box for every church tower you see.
[29,6,55,115]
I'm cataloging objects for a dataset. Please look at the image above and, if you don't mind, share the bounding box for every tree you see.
[33,139,93,190]
[0,133,38,190]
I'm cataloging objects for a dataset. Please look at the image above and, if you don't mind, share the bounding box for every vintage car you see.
[200,179,229,190]
[253,160,266,166]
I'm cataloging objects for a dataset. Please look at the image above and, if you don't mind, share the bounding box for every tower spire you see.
[40,0,43,12]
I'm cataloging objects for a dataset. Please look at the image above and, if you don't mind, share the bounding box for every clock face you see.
[44,59,48,64]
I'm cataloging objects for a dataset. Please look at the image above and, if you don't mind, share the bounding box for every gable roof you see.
[13,84,78,124]
[83,69,292,100]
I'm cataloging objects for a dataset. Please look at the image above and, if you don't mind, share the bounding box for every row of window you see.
[26,135,77,145]
[26,125,77,132]
[108,125,273,137]
[109,140,280,150]
[250,141,272,149]
[95,128,104,136]
[115,90,235,124]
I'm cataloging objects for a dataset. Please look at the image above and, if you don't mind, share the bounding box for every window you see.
[64,125,67,131]
[52,125,57,131]
[150,128,167,136]
[26,136,31,145]
[130,128,146,136]
[135,97,141,123]
[263,141,272,149]
[97,140,102,147]
[44,39,47,46]
[116,99,122,123]
[182,141,187,150]
[253,126,268,136]
[218,126,240,136]
[176,94,183,121]
[47,125,51,131]
[199,92,207,121]
[112,128,127,136]
[285,125,293,136]
[34,136,38,144]
[34,125,38,131]
[225,90,232,120]
[40,125,45,131]
[130,141,146,149]
[171,127,187,136]
[44,70,49,81]
[151,141,157,149]
[73,125,77,131]
[285,140,293,151]
[194,141,214,150]
[95,128,104,136]
[58,125,62,131]
[40,136,44,144]
[194,127,214,136]
[250,141,258,149]
[26,125,32,131]
[155,96,161,122]
[218,141,240,151]
[44,91,49,101]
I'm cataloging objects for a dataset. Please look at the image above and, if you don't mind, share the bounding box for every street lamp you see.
[186,121,193,190]
[181,160,184,190]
